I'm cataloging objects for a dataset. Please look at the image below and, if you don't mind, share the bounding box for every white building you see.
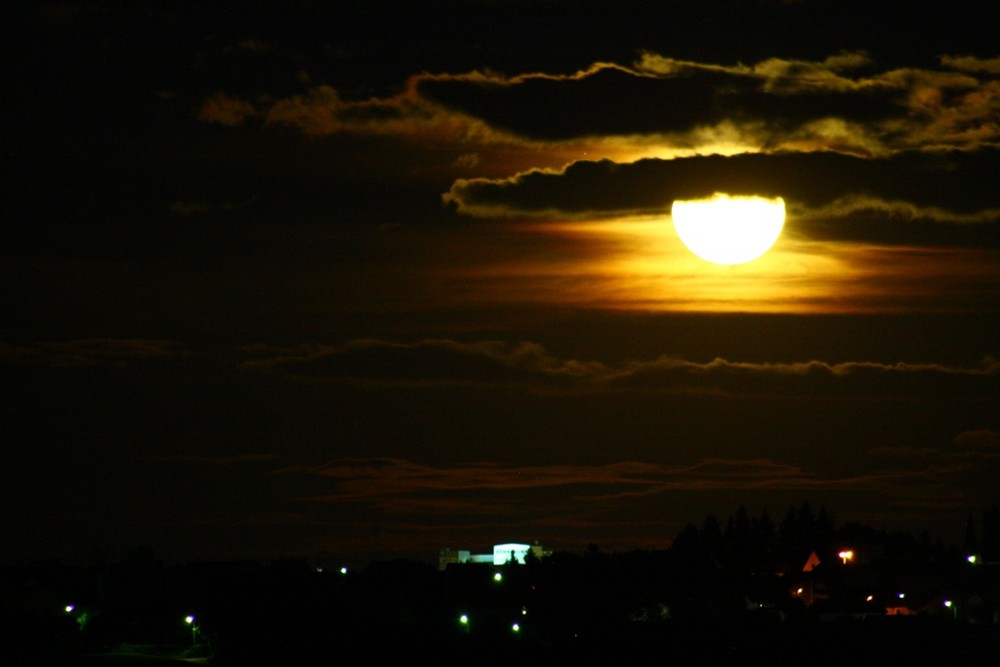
[439,542,547,570]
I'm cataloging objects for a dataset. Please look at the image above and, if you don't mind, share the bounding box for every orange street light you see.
[838,550,854,564]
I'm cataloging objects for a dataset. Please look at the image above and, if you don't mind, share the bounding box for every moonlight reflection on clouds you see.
[671,194,786,265]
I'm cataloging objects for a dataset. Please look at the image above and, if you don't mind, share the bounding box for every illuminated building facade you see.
[439,542,547,570]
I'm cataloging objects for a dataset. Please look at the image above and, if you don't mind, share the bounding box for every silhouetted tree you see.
[752,508,777,555]
[724,504,753,562]
[779,505,800,553]
[672,523,700,554]
[797,501,818,547]
[701,514,724,554]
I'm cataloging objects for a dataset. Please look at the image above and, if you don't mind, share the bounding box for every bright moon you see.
[671,193,785,265]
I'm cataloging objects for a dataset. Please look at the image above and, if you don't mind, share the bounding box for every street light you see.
[838,550,854,565]
[185,615,197,646]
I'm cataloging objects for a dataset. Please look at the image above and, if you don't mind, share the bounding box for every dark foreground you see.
[18,617,1000,667]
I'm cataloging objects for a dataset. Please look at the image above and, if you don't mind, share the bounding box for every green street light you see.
[185,615,198,646]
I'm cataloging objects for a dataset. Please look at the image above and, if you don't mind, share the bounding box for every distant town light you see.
[340,566,349,575]
[838,550,854,565]
[493,572,503,582]
[967,555,977,564]
[866,595,874,602]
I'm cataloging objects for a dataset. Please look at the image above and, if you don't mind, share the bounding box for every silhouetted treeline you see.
[671,501,968,575]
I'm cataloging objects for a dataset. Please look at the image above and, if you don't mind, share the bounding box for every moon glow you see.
[671,194,786,265]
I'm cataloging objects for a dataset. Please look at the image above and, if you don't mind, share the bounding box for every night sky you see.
[3,0,999,566]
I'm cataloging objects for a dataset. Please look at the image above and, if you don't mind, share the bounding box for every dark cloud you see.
[191,46,1000,157]
[445,148,1000,245]
[417,58,902,142]
[410,51,1000,153]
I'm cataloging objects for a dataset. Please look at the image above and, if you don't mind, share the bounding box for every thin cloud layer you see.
[272,456,986,546]
[241,338,1000,398]
[288,458,862,503]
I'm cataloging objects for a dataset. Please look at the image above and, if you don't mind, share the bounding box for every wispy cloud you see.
[240,338,1000,397]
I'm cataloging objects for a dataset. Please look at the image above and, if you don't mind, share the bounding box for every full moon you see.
[671,193,785,265]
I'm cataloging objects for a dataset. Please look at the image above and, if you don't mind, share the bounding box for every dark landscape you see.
[5,504,1000,665]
